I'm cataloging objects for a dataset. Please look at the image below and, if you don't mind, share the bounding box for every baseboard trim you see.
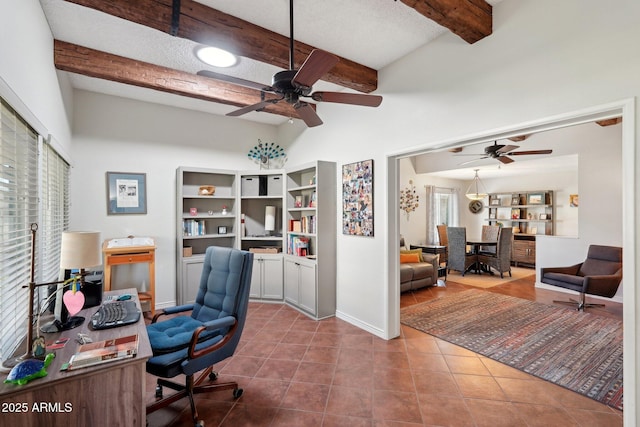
[335,310,386,339]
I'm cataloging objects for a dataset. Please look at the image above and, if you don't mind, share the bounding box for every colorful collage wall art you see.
[342,159,374,236]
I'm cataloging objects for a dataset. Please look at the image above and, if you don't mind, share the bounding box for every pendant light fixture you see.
[465,169,488,201]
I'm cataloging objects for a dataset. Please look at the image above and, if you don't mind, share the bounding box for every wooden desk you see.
[0,289,152,427]
[103,238,155,315]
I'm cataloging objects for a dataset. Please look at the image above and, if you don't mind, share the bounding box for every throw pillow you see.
[400,248,424,262]
[400,253,421,263]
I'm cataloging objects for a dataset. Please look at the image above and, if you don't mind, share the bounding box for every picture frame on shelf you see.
[490,198,500,206]
[528,193,544,204]
[539,213,548,220]
[489,212,496,219]
[217,226,227,235]
[106,171,147,215]
[511,196,520,206]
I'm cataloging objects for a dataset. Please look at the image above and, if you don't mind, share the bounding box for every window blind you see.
[40,140,70,284]
[0,98,39,361]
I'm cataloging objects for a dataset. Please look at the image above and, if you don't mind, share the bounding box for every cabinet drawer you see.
[106,252,153,265]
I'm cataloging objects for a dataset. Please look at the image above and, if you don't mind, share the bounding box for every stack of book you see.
[288,236,310,257]
[66,334,139,370]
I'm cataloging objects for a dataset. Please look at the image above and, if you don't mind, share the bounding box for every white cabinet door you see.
[261,256,284,300]
[297,261,317,315]
[284,257,299,305]
[182,258,204,304]
[249,259,262,299]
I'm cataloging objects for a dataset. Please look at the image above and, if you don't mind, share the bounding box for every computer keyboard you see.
[91,300,141,330]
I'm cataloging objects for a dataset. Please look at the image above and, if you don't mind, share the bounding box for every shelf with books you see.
[177,167,237,304]
[284,161,336,320]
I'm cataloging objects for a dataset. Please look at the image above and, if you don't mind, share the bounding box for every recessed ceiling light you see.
[195,46,238,68]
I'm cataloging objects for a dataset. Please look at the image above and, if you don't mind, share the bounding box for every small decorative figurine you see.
[4,353,55,386]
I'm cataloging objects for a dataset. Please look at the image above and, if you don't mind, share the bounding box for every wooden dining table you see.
[466,239,498,274]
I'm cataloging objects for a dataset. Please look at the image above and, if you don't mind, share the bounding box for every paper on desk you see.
[107,237,154,248]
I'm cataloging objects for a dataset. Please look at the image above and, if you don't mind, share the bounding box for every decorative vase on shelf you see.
[221,206,228,215]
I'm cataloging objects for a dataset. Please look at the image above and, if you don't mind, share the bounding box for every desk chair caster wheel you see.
[233,388,243,399]
[209,371,218,381]
[195,420,205,427]
[155,384,163,399]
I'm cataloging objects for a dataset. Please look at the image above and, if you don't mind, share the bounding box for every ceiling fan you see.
[457,141,553,165]
[197,0,382,127]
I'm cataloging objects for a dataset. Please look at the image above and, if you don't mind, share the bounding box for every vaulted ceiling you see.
[42,0,499,125]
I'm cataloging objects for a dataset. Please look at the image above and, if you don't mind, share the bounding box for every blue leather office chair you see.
[146,246,253,427]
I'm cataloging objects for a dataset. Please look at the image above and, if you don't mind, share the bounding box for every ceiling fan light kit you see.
[196,0,382,127]
[195,46,238,68]
[465,169,488,201]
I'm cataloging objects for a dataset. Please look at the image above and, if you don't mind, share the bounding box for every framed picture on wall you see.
[106,172,147,215]
[342,159,374,236]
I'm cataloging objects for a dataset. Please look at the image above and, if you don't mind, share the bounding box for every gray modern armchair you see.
[541,245,622,311]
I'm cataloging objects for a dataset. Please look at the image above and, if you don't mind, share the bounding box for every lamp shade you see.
[465,169,488,201]
[264,206,276,232]
[60,231,102,269]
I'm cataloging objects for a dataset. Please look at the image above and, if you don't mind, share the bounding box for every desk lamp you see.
[2,226,101,369]
[40,230,102,333]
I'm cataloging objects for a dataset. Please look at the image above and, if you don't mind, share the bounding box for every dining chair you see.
[436,224,449,267]
[447,227,476,276]
[479,225,500,255]
[477,227,513,278]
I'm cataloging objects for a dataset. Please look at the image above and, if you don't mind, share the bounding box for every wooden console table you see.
[103,237,155,315]
[0,289,152,426]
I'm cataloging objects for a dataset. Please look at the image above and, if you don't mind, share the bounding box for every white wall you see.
[0,0,73,158]
[70,91,279,307]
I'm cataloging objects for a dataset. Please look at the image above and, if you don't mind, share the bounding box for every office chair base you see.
[147,366,243,424]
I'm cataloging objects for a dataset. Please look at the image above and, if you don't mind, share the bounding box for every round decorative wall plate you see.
[468,200,484,214]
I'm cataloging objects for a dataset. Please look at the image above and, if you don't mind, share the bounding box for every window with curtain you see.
[0,97,69,362]
[434,187,459,233]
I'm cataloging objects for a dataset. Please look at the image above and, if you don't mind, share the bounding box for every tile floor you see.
[146,274,623,426]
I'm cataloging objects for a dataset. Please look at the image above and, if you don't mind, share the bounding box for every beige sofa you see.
[400,238,439,292]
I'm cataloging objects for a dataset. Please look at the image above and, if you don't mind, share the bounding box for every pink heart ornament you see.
[63,290,85,316]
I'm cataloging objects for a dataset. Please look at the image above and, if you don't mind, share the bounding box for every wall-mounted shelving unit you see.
[176,167,237,304]
[284,161,336,319]
[240,170,285,301]
[486,190,555,267]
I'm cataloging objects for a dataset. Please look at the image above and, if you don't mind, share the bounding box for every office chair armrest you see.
[151,303,195,323]
[188,316,238,359]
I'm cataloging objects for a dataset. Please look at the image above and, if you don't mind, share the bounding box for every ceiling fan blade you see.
[292,49,339,89]
[198,70,274,92]
[497,156,515,164]
[458,156,488,166]
[509,150,553,156]
[294,101,323,127]
[226,99,280,117]
[310,91,382,107]
[496,144,519,154]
